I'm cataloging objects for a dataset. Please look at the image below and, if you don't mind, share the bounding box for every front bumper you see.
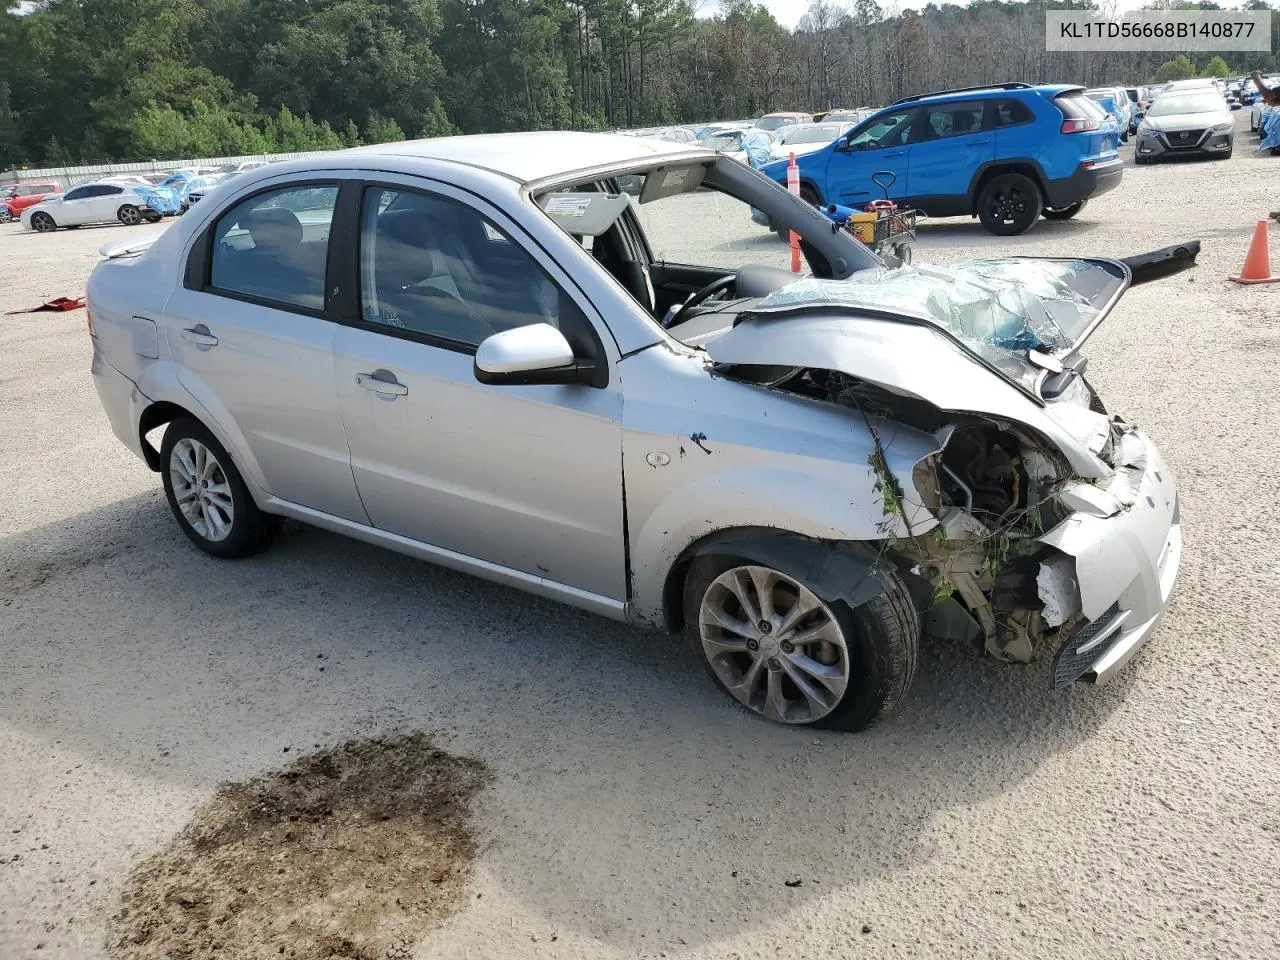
[1040,426,1182,686]
[1042,158,1124,209]
[1135,129,1233,159]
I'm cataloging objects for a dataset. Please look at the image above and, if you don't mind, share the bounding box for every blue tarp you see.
[136,170,216,214]
[1259,106,1280,153]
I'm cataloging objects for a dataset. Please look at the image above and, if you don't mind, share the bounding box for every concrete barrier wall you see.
[1,151,334,190]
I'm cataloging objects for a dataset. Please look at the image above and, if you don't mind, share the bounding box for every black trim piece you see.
[893,82,1033,105]
[345,317,478,356]
[326,181,362,319]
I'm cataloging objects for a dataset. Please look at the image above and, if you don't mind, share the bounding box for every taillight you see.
[1061,118,1100,133]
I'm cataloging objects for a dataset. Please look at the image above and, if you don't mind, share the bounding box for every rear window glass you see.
[1056,93,1109,122]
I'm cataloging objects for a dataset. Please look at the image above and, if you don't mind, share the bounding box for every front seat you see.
[245,207,321,307]
[370,209,494,345]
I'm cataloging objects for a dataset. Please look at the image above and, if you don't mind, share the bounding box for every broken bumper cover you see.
[1041,428,1182,687]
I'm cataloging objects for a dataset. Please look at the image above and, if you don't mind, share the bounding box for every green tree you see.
[1200,55,1230,78]
[1153,55,1197,82]
[364,116,406,143]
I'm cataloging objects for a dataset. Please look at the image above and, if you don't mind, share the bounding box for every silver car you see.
[88,133,1185,731]
[1135,89,1235,163]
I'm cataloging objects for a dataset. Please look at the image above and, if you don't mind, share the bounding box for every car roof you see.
[891,83,1081,107]
[346,131,710,185]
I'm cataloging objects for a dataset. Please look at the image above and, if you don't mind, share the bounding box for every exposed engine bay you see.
[732,364,1124,667]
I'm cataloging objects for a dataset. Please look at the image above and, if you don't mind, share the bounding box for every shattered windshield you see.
[744,259,1127,391]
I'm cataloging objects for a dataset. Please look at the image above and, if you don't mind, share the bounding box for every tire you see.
[117,204,142,226]
[0,208,11,224]
[1217,146,1233,160]
[975,173,1042,236]
[1042,200,1086,221]
[30,211,56,233]
[683,555,919,732]
[1120,130,1130,143]
[144,214,162,223]
[160,417,281,559]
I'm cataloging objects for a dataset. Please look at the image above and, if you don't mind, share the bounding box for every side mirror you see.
[474,323,596,387]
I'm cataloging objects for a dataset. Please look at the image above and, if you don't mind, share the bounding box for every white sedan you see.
[767,121,856,162]
[21,180,157,232]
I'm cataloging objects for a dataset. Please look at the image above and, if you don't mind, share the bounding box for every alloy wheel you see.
[697,564,850,724]
[118,205,142,226]
[988,187,1028,225]
[169,437,235,542]
[31,212,55,232]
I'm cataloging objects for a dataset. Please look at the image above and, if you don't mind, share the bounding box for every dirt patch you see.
[110,733,490,960]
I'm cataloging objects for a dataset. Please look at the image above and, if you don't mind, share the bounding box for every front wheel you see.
[160,418,281,559]
[684,557,919,731]
[30,211,56,232]
[976,173,1042,236]
[117,204,142,226]
[1042,200,1086,221]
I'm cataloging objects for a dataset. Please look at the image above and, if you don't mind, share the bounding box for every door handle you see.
[966,138,993,146]
[355,372,408,397]
[181,326,218,348]
[883,151,905,158]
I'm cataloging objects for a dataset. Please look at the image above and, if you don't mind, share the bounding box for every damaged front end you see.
[707,246,1190,686]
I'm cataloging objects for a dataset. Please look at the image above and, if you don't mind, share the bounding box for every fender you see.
[658,526,891,630]
[133,360,275,507]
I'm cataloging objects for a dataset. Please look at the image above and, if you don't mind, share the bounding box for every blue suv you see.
[756,83,1123,236]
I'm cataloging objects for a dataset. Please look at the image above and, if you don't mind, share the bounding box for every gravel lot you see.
[4,120,1280,959]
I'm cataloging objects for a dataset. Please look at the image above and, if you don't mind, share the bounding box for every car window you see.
[100,185,124,196]
[358,186,576,350]
[210,184,338,312]
[63,186,90,201]
[911,101,985,141]
[847,110,914,150]
[988,99,1034,128]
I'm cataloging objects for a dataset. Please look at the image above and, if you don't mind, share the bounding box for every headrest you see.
[247,207,302,247]
[376,209,439,276]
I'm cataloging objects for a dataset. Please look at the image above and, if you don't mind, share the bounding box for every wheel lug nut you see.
[746,639,759,652]
[767,658,781,671]
[780,640,794,654]
[758,620,772,634]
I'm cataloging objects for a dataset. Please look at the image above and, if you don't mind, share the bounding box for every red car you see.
[0,182,63,223]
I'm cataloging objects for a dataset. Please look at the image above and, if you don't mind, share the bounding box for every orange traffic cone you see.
[1229,220,1280,284]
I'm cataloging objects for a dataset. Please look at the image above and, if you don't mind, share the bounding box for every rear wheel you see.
[976,173,1042,236]
[117,204,142,226]
[684,556,918,731]
[160,418,281,559]
[30,211,56,232]
[0,207,11,224]
[1042,200,1086,221]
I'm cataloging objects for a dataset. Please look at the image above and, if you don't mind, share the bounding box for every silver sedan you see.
[87,133,1186,730]
[1135,89,1235,163]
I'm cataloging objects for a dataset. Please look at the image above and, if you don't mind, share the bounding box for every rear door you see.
[827,108,914,205]
[163,180,369,522]
[90,184,126,222]
[905,99,993,208]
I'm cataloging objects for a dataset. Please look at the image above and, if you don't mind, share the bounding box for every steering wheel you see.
[663,273,737,328]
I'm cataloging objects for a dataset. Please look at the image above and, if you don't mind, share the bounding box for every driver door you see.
[331,179,627,600]
[829,108,915,207]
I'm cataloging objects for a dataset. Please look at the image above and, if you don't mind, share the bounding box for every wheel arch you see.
[660,526,889,633]
[137,400,198,471]
[968,159,1049,214]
